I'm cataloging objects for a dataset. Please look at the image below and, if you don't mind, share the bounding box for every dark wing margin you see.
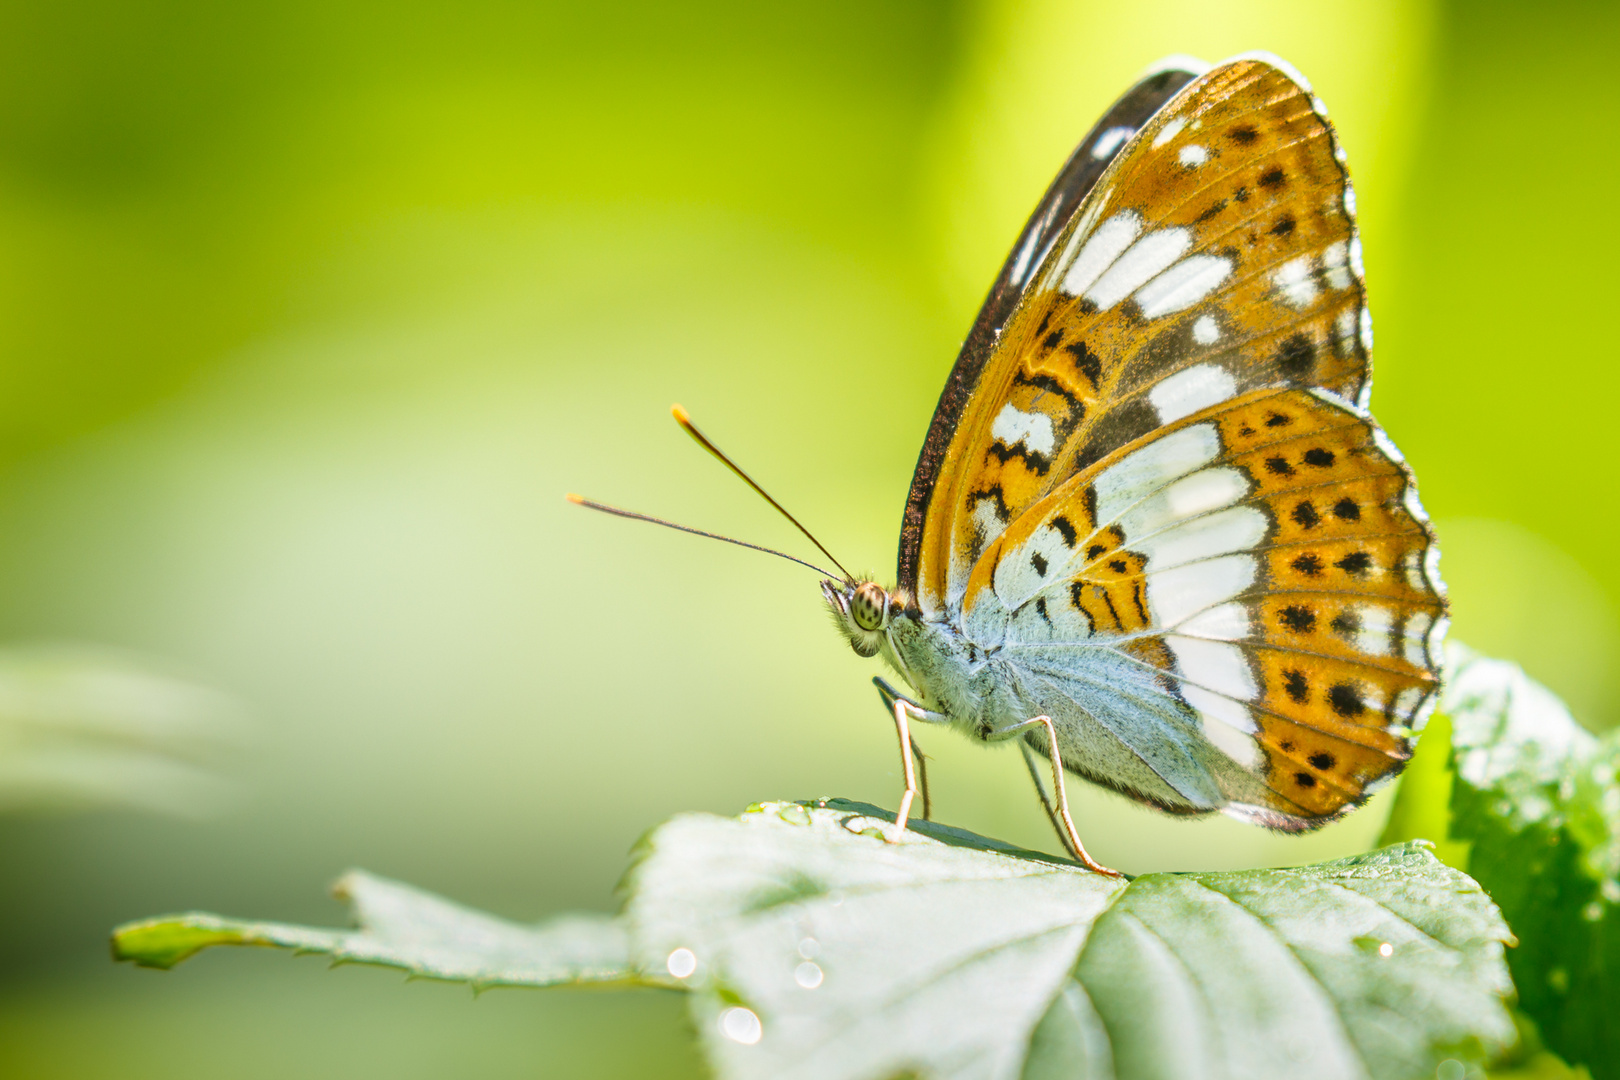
[896,59,1206,596]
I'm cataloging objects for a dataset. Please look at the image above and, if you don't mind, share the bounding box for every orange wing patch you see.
[1216,391,1441,818]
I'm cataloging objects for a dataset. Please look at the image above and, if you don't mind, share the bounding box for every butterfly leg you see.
[994,715,1120,877]
[873,677,946,835]
[910,736,931,822]
[1019,741,1079,861]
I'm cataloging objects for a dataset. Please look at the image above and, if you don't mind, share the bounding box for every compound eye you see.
[851,583,887,632]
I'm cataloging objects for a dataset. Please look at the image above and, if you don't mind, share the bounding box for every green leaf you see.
[1441,646,1620,1080]
[111,799,1520,1078]
[626,798,1516,1080]
[112,869,638,990]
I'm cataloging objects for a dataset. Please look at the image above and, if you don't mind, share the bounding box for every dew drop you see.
[797,937,820,960]
[794,961,824,989]
[1583,901,1605,922]
[666,947,697,979]
[720,1006,763,1045]
[1378,942,1394,958]
[1436,1060,1465,1080]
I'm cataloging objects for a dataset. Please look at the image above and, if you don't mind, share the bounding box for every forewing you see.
[906,56,1369,616]
[967,388,1444,824]
[899,60,1204,605]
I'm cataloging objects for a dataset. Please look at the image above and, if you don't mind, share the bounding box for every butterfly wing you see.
[899,55,1442,826]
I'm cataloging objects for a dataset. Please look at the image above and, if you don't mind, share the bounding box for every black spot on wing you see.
[1279,605,1316,633]
[1042,329,1064,351]
[1275,333,1315,380]
[1050,515,1077,546]
[1086,543,1106,560]
[1270,214,1296,237]
[1265,456,1295,477]
[1292,501,1321,529]
[1265,411,1292,428]
[1230,126,1259,144]
[1335,551,1371,575]
[1330,609,1361,638]
[1291,553,1324,577]
[1329,683,1365,717]
[1302,447,1335,468]
[1196,199,1228,223]
[1283,669,1309,703]
[1295,772,1317,789]
[1309,751,1335,770]
[1031,552,1049,577]
[1333,498,1360,521]
[1259,167,1285,188]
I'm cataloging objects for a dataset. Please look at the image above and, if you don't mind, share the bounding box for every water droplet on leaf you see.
[720,1006,762,1045]
[666,947,697,979]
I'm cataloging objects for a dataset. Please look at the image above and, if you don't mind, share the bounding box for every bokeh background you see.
[1,0,1615,1076]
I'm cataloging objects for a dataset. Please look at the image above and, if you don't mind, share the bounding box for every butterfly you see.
[576,53,1446,875]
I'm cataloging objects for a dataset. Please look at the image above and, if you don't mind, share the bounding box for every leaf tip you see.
[110,915,248,970]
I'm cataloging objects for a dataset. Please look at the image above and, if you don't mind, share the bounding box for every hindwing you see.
[973,388,1445,822]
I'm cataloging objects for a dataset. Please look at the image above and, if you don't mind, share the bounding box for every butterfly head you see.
[822,579,894,658]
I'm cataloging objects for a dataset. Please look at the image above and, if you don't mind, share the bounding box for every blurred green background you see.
[1,0,1615,1076]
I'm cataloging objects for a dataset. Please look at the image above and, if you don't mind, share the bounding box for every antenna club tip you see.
[564,493,586,505]
[670,404,691,424]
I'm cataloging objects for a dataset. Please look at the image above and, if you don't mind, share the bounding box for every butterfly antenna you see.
[565,495,843,579]
[671,404,854,581]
